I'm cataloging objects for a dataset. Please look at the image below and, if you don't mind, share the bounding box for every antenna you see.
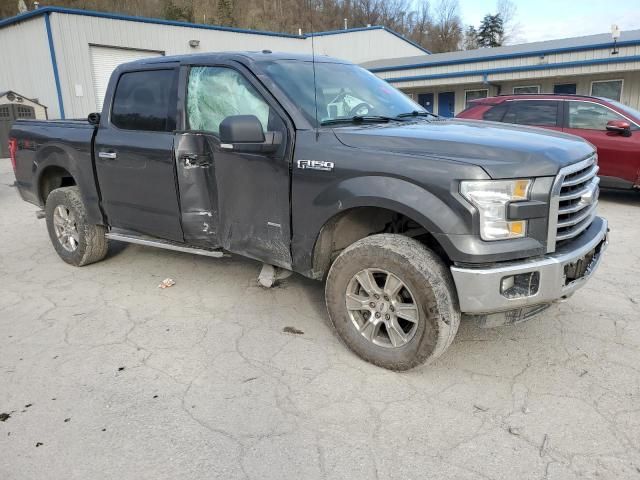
[310,1,319,139]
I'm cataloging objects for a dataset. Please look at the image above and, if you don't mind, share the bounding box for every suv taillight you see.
[8,138,17,172]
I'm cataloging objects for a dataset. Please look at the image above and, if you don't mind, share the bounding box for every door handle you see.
[98,151,117,159]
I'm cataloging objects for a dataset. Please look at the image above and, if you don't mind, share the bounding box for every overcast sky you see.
[457,0,640,44]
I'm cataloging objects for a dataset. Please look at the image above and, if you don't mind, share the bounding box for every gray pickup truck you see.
[9,51,608,370]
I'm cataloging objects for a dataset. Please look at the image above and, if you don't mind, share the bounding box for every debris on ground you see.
[257,264,293,288]
[35,442,43,447]
[0,413,10,422]
[283,326,304,335]
[158,278,176,289]
[243,377,258,383]
[508,426,522,436]
[540,434,549,457]
[24,404,32,408]
[473,404,489,412]
[117,367,125,372]
[64,418,70,423]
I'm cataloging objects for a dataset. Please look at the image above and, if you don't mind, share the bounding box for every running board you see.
[105,231,225,258]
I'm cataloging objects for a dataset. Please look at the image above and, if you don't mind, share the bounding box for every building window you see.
[553,83,576,95]
[590,80,623,101]
[465,89,488,108]
[513,85,540,95]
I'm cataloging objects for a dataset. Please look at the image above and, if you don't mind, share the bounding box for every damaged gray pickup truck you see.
[10,52,609,370]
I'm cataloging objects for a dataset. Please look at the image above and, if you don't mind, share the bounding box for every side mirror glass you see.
[219,115,281,153]
[606,119,632,137]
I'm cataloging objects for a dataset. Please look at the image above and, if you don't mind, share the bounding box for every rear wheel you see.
[325,234,460,370]
[45,186,108,266]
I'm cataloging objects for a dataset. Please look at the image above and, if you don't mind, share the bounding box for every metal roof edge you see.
[0,6,304,38]
[369,39,640,73]
[308,25,431,54]
[383,54,640,84]
[0,5,430,55]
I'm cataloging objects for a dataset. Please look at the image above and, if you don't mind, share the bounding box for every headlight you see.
[460,179,532,241]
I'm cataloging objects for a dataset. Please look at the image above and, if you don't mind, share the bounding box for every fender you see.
[292,175,474,277]
[34,141,105,225]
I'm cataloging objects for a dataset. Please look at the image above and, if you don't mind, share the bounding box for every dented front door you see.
[174,133,220,247]
[178,64,292,268]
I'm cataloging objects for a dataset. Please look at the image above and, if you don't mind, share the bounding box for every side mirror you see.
[87,112,101,125]
[219,115,281,153]
[606,119,632,137]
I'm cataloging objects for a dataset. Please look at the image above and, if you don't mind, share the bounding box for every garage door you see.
[90,45,163,111]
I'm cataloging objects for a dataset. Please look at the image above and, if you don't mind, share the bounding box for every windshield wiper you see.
[396,110,437,119]
[320,115,396,126]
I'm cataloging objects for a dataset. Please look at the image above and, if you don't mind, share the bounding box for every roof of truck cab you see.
[126,51,351,66]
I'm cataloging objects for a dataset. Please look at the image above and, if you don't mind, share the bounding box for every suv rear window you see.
[482,103,508,121]
[111,69,177,132]
[502,100,560,127]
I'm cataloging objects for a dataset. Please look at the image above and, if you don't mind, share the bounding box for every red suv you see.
[458,94,640,190]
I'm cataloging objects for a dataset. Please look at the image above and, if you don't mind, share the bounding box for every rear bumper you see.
[450,216,608,316]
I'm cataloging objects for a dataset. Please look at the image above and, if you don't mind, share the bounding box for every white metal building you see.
[0,6,428,119]
[364,30,640,117]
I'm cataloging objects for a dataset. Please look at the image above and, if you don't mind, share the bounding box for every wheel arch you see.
[33,145,105,225]
[310,205,450,281]
[299,175,467,280]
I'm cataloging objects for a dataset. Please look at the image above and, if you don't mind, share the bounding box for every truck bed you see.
[10,119,103,224]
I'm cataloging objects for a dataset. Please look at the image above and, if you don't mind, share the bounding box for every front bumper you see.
[450,216,609,317]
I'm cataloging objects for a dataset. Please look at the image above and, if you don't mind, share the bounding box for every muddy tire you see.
[325,234,460,370]
[45,186,108,267]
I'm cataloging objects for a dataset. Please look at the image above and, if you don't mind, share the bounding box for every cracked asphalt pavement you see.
[1,159,639,479]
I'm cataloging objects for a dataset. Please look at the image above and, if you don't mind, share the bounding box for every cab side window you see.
[568,101,626,130]
[502,100,560,127]
[111,69,177,132]
[187,66,272,135]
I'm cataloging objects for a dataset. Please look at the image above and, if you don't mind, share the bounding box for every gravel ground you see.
[1,159,639,480]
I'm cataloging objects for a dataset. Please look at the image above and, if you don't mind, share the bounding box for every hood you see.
[333,119,595,178]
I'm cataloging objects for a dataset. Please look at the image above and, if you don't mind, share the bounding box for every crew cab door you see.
[178,63,292,268]
[563,100,640,185]
[94,66,183,242]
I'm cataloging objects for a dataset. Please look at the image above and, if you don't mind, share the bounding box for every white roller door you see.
[90,45,163,110]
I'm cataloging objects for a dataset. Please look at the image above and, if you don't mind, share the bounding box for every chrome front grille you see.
[547,155,599,252]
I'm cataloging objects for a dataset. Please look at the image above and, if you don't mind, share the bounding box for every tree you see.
[428,0,463,52]
[496,0,521,44]
[163,0,194,22]
[477,13,504,47]
[217,0,233,26]
[463,25,478,50]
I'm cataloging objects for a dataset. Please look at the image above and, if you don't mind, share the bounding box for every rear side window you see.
[111,69,176,131]
[483,103,508,121]
[502,100,560,127]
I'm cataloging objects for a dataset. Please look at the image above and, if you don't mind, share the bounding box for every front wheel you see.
[45,186,108,266]
[325,234,460,370]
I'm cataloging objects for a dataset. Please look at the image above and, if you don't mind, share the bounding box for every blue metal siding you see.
[44,13,65,119]
[383,55,640,84]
